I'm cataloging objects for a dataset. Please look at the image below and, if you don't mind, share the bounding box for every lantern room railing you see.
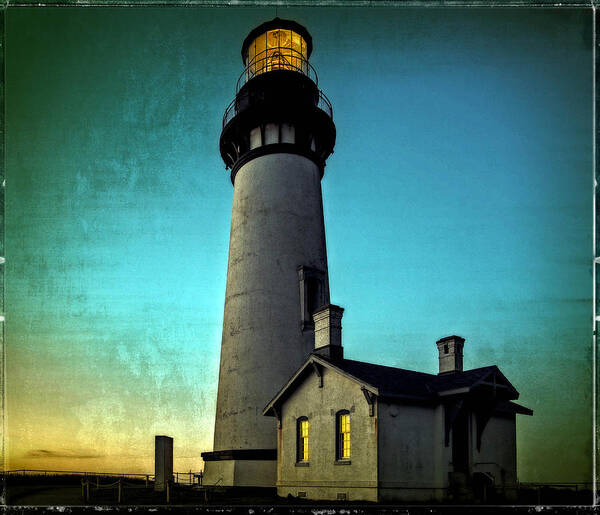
[236,48,319,94]
[222,89,333,129]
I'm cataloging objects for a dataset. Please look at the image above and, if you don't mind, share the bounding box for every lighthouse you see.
[201,19,336,488]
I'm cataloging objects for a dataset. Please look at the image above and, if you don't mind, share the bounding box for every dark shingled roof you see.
[264,353,532,417]
[319,356,503,400]
[428,366,501,393]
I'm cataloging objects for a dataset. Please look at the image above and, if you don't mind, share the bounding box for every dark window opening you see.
[306,277,321,316]
[298,266,328,331]
[444,344,449,354]
[452,410,469,474]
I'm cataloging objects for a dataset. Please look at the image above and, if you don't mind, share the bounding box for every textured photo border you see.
[0,0,595,513]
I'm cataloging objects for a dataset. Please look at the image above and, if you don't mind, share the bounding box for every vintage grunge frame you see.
[0,0,596,513]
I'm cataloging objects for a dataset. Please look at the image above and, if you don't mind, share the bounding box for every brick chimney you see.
[312,304,344,361]
[436,335,465,374]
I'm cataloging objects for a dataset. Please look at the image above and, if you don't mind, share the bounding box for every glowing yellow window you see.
[338,412,351,459]
[297,417,309,462]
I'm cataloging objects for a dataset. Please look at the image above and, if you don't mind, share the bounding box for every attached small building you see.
[263,305,532,503]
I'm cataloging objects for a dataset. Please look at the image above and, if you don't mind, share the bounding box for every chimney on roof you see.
[436,335,465,375]
[312,304,344,361]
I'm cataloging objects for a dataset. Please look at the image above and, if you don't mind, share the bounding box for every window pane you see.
[291,31,302,56]
[248,38,255,67]
[339,414,350,459]
[298,418,309,461]
[254,33,266,76]
[267,29,278,50]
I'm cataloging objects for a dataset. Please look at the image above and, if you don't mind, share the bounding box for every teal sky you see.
[6,7,592,482]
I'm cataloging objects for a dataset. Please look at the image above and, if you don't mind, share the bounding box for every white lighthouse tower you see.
[201,18,336,488]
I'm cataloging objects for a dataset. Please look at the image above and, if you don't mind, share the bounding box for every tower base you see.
[202,449,277,488]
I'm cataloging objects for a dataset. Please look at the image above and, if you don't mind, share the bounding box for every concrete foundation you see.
[203,458,277,488]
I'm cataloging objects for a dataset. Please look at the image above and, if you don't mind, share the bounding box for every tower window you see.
[444,344,449,354]
[249,126,262,149]
[264,123,279,145]
[336,411,351,460]
[297,266,328,331]
[297,417,309,462]
[281,123,295,144]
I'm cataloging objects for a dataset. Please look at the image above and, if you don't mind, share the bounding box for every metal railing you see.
[222,89,333,129]
[317,90,333,119]
[237,48,318,94]
[4,469,200,485]
[4,469,154,481]
[220,47,333,129]
[222,97,237,128]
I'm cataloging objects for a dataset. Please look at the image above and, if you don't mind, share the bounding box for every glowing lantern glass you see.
[245,27,309,80]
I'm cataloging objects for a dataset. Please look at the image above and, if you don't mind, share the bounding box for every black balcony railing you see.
[316,90,333,118]
[237,48,318,94]
[222,89,333,129]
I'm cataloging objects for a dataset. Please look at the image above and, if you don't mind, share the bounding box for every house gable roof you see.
[263,353,531,417]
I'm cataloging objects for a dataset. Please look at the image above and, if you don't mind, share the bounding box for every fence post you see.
[96,476,99,488]
[81,479,85,502]
[145,475,148,488]
[118,478,122,504]
[86,480,90,503]
[166,480,170,504]
[537,486,541,505]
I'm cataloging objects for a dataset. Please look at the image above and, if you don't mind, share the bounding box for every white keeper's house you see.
[263,305,533,503]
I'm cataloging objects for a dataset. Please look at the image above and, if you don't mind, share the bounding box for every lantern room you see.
[240,18,313,84]
[220,18,335,181]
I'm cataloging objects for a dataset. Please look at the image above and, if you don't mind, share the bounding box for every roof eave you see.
[472,365,520,398]
[262,357,315,416]
[310,354,379,395]
[262,354,380,417]
[502,401,534,416]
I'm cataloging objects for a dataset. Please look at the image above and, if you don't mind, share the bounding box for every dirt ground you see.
[3,475,593,508]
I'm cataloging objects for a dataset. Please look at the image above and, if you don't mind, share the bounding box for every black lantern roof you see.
[241,17,313,62]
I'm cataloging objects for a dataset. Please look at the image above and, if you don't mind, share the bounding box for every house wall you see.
[277,367,378,502]
[472,412,517,499]
[377,401,448,502]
